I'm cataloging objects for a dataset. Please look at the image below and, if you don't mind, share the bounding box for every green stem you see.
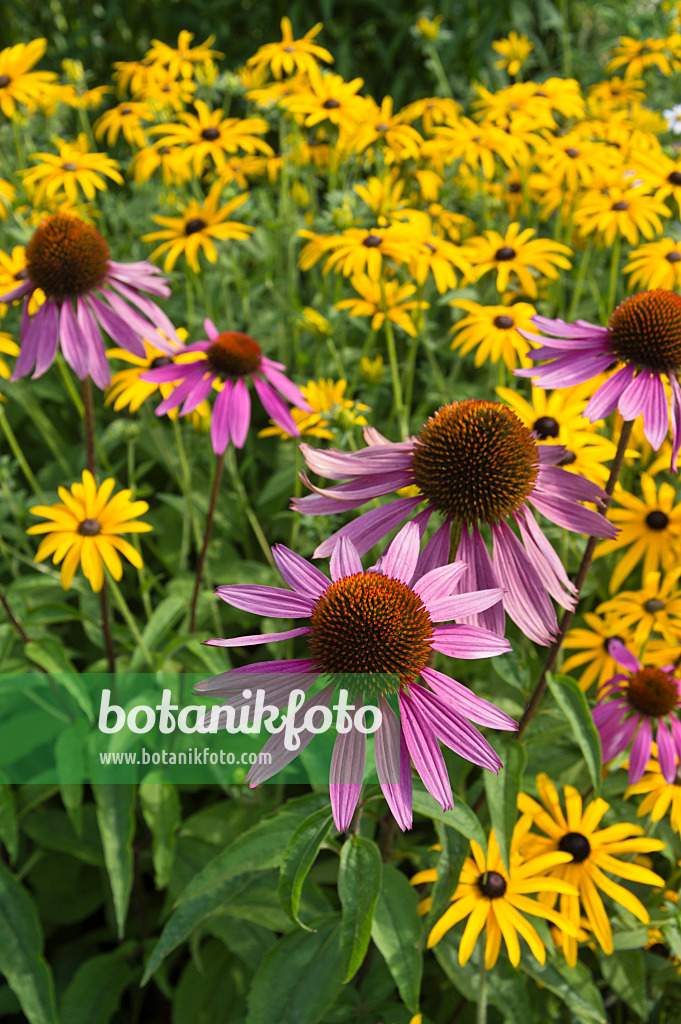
[567,238,593,320]
[476,955,488,1024]
[381,303,408,436]
[0,405,45,500]
[349,328,377,393]
[226,445,276,571]
[189,451,224,633]
[127,437,153,620]
[100,584,116,674]
[425,42,454,98]
[104,568,154,669]
[0,584,30,643]
[607,234,621,315]
[172,418,204,551]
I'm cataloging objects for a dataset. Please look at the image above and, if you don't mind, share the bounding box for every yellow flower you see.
[298,307,331,337]
[597,570,681,649]
[533,132,617,192]
[451,301,536,371]
[94,100,153,149]
[145,32,223,79]
[415,15,443,41]
[421,820,579,967]
[128,142,192,187]
[0,39,58,118]
[0,178,15,219]
[574,180,670,246]
[518,774,665,966]
[360,354,384,384]
[432,117,528,179]
[399,96,462,133]
[594,475,681,593]
[587,77,646,113]
[112,59,164,98]
[27,471,152,593]
[492,31,533,77]
[335,275,429,336]
[562,612,636,693]
[624,237,681,290]
[246,18,333,79]
[22,133,123,206]
[354,175,407,219]
[142,184,253,273]
[258,378,368,440]
[347,96,423,160]
[403,210,473,294]
[133,67,196,113]
[462,223,572,298]
[0,245,44,316]
[0,329,19,383]
[150,100,273,176]
[607,36,676,78]
[298,222,419,279]
[472,81,554,129]
[626,756,681,834]
[284,66,366,133]
[216,155,269,190]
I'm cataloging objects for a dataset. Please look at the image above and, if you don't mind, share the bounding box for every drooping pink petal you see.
[204,625,311,647]
[180,371,214,415]
[629,717,653,784]
[259,362,311,411]
[584,364,636,421]
[59,299,88,379]
[142,359,206,384]
[330,536,363,581]
[412,560,468,604]
[421,666,517,731]
[253,376,299,437]
[211,379,234,454]
[399,691,453,810]
[312,496,423,559]
[80,298,110,388]
[453,525,506,636]
[245,682,336,785]
[425,588,504,624]
[88,294,146,357]
[407,683,502,772]
[430,623,511,658]
[194,660,318,692]
[529,491,617,539]
[330,727,367,832]
[515,508,577,608]
[298,442,414,479]
[641,372,670,450]
[656,720,677,783]
[31,298,60,377]
[272,544,330,600]
[608,641,640,673]
[380,521,421,583]
[413,518,450,578]
[229,376,251,448]
[491,522,558,645]
[155,366,208,415]
[375,697,413,831]
[618,369,656,423]
[215,584,315,617]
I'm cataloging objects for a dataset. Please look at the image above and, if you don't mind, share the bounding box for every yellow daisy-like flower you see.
[0,245,44,316]
[216,155,269,190]
[105,329,210,430]
[360,354,384,384]
[421,820,579,967]
[587,77,646,112]
[492,31,533,77]
[347,96,423,160]
[495,384,619,484]
[354,175,407,219]
[22,133,123,206]
[472,82,554,130]
[462,223,572,298]
[533,132,616,192]
[562,612,636,693]
[133,66,196,113]
[27,471,152,593]
[403,211,473,294]
[518,774,665,967]
[259,377,368,440]
[0,178,16,219]
[624,237,681,291]
[0,39,58,118]
[594,475,681,594]
[145,31,223,79]
[399,96,462,133]
[298,222,419,279]
[573,182,670,247]
[93,100,153,149]
[246,18,333,80]
[432,117,528,179]
[597,570,681,649]
[142,184,253,273]
[626,755,681,834]
[128,142,192,186]
[0,330,19,383]
[112,59,163,98]
[450,300,536,370]
[415,15,443,42]
[150,100,273,176]
[284,66,366,133]
[607,36,676,78]
[335,275,429,337]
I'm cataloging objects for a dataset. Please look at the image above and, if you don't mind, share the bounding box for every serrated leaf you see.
[547,674,602,795]
[338,835,382,982]
[371,864,423,1013]
[139,775,181,891]
[58,950,137,1024]
[411,784,486,851]
[279,806,334,929]
[247,916,343,1024]
[0,860,58,1024]
[484,738,526,871]
[93,784,135,939]
[129,596,186,671]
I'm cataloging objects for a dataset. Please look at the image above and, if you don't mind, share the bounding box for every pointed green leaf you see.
[484,738,526,871]
[0,860,57,1024]
[139,772,181,890]
[547,673,602,795]
[411,784,486,850]
[371,864,423,1014]
[59,950,137,1024]
[521,955,607,1023]
[424,821,468,933]
[278,806,334,929]
[338,835,382,982]
[92,784,136,939]
[598,950,648,1020]
[0,772,18,863]
[129,596,186,671]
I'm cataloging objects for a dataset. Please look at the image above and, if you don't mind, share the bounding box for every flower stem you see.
[606,234,621,315]
[0,405,45,500]
[105,567,154,668]
[383,311,408,437]
[100,582,116,674]
[225,445,277,572]
[189,451,225,632]
[476,956,488,1024]
[517,418,634,738]
[0,584,30,643]
[567,238,592,320]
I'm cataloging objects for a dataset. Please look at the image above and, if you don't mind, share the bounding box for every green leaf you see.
[434,939,532,1023]
[598,950,648,1020]
[371,864,423,1014]
[278,806,334,929]
[411,784,486,851]
[424,821,468,933]
[483,738,527,871]
[129,596,186,671]
[0,860,58,1024]
[59,950,137,1024]
[338,835,382,982]
[139,772,181,890]
[521,955,607,1023]
[55,721,87,835]
[547,674,602,795]
[247,916,343,1024]
[0,772,18,863]
[172,939,243,1024]
[92,784,136,939]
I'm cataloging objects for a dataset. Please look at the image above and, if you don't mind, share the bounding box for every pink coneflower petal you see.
[298,443,414,479]
[81,298,110,388]
[656,720,677,783]
[198,672,318,728]
[59,300,88,379]
[671,376,681,472]
[597,710,637,764]
[211,378,234,454]
[516,509,577,604]
[421,666,517,731]
[260,363,312,411]
[180,372,214,415]
[516,353,614,387]
[143,360,207,384]
[330,727,367,832]
[329,536,363,581]
[618,370,655,422]
[245,682,336,786]
[491,522,557,645]
[671,714,681,760]
[253,375,299,437]
[0,279,34,303]
[204,317,219,340]
[643,373,670,450]
[108,278,180,344]
[214,585,315,617]
[414,519,450,578]
[89,294,146,358]
[12,300,42,378]
[452,525,505,636]
[379,521,420,583]
[537,465,608,507]
[312,496,423,559]
[425,588,504,624]
[399,692,453,810]
[272,545,329,600]
[412,560,468,604]
[301,472,413,505]
[194,660,318,692]
[375,698,413,831]
[629,717,653,784]
[204,625,311,647]
[609,641,641,674]
[155,367,208,415]
[529,491,616,538]
[229,377,251,448]
[583,364,635,420]
[430,624,511,658]
[32,299,60,378]
[408,683,502,772]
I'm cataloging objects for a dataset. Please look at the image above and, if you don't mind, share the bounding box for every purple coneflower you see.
[143,318,310,453]
[293,399,616,645]
[516,289,681,470]
[0,213,178,389]
[593,640,681,784]
[196,521,515,832]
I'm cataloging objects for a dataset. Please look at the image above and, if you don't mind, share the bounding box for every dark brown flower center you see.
[477,870,507,899]
[628,667,678,716]
[611,200,629,211]
[322,98,341,109]
[308,571,433,698]
[150,356,173,369]
[494,314,514,329]
[608,289,681,374]
[410,400,539,525]
[559,831,591,863]
[78,518,101,536]
[557,449,577,466]
[508,182,521,193]
[668,172,681,186]
[201,127,220,140]
[667,251,681,263]
[565,147,580,158]
[644,598,666,613]
[62,162,78,171]
[25,214,110,299]
[533,415,559,439]
[495,246,516,261]
[206,331,262,378]
[185,218,206,235]
[646,510,669,530]
[0,75,10,89]
[362,234,382,248]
